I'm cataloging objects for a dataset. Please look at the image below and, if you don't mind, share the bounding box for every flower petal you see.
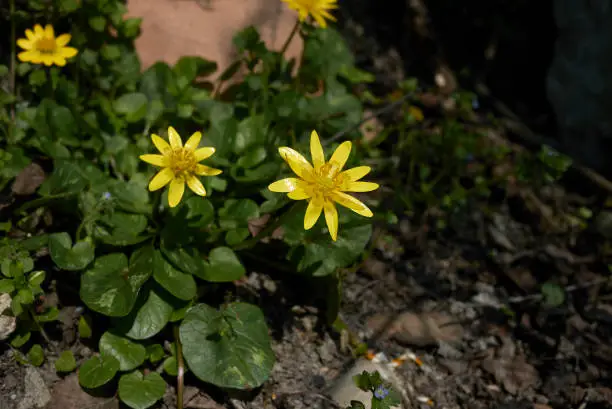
[60,47,78,59]
[288,188,311,200]
[278,147,314,180]
[323,200,339,241]
[168,126,182,149]
[34,25,45,36]
[341,166,371,182]
[17,39,32,50]
[304,199,323,229]
[268,178,300,193]
[44,24,54,38]
[25,29,35,41]
[151,134,171,154]
[55,33,71,47]
[331,191,373,217]
[195,164,222,176]
[186,175,207,196]
[344,181,379,192]
[139,154,168,167]
[185,131,202,151]
[310,130,325,168]
[42,55,54,66]
[53,56,67,67]
[194,147,215,161]
[168,179,185,207]
[149,168,174,191]
[17,51,37,63]
[329,141,352,172]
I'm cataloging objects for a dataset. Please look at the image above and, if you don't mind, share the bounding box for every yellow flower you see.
[17,24,78,67]
[140,127,222,208]
[269,130,379,241]
[282,0,338,28]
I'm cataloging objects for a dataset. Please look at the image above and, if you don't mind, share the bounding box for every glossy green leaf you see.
[79,355,120,389]
[55,350,77,373]
[200,247,246,282]
[114,93,148,123]
[49,233,95,271]
[118,371,166,409]
[153,251,196,301]
[99,331,146,371]
[115,285,173,340]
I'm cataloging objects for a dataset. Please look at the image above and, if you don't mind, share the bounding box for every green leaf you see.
[146,344,165,363]
[81,253,136,317]
[180,302,274,389]
[0,278,14,293]
[88,16,106,32]
[234,115,268,154]
[59,0,79,12]
[28,344,44,366]
[541,282,565,307]
[153,251,196,301]
[38,160,88,196]
[79,315,93,338]
[162,356,177,376]
[79,355,120,389]
[225,228,250,246]
[32,100,77,147]
[99,331,146,371]
[28,270,45,287]
[201,247,246,282]
[174,56,217,82]
[114,93,148,123]
[128,244,155,290]
[218,199,259,230]
[48,233,95,271]
[182,196,214,228]
[10,327,30,347]
[115,285,173,340]
[55,350,77,373]
[118,371,166,409]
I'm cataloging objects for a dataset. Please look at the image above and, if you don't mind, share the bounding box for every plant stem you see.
[14,192,77,215]
[29,308,60,355]
[174,326,185,409]
[279,19,300,56]
[8,0,16,143]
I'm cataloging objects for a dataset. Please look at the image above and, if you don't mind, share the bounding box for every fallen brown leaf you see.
[366,311,464,346]
[482,355,539,395]
[45,374,118,409]
[12,162,45,196]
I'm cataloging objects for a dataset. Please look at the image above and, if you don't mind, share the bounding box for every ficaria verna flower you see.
[17,24,78,67]
[140,127,222,208]
[282,0,338,28]
[268,130,379,241]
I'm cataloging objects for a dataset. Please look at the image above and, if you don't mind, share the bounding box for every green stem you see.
[279,19,300,56]
[174,326,185,409]
[8,0,16,143]
[14,192,77,215]
[30,307,59,355]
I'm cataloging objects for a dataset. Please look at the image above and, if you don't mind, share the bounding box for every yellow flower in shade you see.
[140,127,222,208]
[17,24,78,67]
[282,0,338,28]
[268,130,379,241]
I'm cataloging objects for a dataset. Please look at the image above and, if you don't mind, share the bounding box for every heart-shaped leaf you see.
[49,232,94,271]
[200,247,246,282]
[80,253,136,317]
[180,302,274,389]
[128,245,155,291]
[55,350,77,372]
[114,285,173,340]
[153,251,196,301]
[79,355,120,389]
[114,92,148,123]
[118,371,166,409]
[99,331,146,371]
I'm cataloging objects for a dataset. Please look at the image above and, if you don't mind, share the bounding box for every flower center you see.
[169,148,196,177]
[35,37,57,53]
[310,162,348,198]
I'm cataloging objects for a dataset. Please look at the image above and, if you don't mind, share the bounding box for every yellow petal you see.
[288,188,311,200]
[195,164,222,176]
[185,131,202,151]
[42,56,54,66]
[55,33,71,47]
[341,166,371,181]
[304,199,323,229]
[17,39,32,50]
[344,181,379,192]
[151,134,171,154]
[53,56,67,67]
[168,126,182,149]
[186,175,206,196]
[34,25,45,36]
[331,191,373,217]
[149,168,174,191]
[278,147,314,180]
[60,47,78,59]
[323,200,338,241]
[309,130,325,168]
[268,178,300,193]
[44,24,54,38]
[313,13,327,28]
[168,179,185,207]
[329,141,352,172]
[25,29,35,41]
[139,154,168,167]
[17,51,35,63]
[194,147,215,161]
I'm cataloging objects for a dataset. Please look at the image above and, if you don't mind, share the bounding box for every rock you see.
[0,293,16,341]
[547,0,612,176]
[17,367,51,409]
